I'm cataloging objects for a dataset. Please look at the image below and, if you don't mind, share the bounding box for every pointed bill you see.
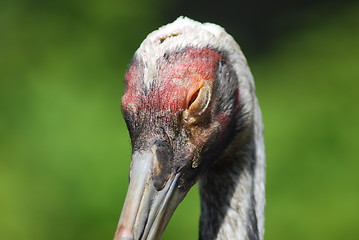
[114,150,186,240]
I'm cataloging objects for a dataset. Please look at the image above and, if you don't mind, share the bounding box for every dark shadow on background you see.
[164,0,356,56]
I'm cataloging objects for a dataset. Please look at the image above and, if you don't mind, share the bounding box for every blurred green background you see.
[1,0,358,239]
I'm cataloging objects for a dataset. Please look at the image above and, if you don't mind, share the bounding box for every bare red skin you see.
[122,47,222,114]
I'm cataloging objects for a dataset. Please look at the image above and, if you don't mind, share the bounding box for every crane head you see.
[114,17,254,240]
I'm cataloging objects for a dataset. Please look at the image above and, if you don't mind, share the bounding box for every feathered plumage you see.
[114,17,265,240]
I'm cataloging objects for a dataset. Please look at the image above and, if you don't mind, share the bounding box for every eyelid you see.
[188,83,211,116]
[187,82,204,109]
[184,82,212,124]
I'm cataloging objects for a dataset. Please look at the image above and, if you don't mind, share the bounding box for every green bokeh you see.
[0,1,358,239]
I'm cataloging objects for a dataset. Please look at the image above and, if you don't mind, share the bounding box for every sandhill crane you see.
[114,17,265,240]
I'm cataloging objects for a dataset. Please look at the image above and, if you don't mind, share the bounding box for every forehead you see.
[156,47,222,83]
[122,47,222,113]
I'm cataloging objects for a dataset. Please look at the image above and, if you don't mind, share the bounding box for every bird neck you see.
[198,105,265,240]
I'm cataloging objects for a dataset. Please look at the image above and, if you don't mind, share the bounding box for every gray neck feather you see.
[198,103,265,240]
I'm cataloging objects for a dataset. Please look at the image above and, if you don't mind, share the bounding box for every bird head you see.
[115,17,255,240]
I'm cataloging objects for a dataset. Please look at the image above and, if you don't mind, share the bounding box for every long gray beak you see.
[114,148,186,240]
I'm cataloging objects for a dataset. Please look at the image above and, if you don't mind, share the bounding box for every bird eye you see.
[187,88,200,108]
[184,82,212,124]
